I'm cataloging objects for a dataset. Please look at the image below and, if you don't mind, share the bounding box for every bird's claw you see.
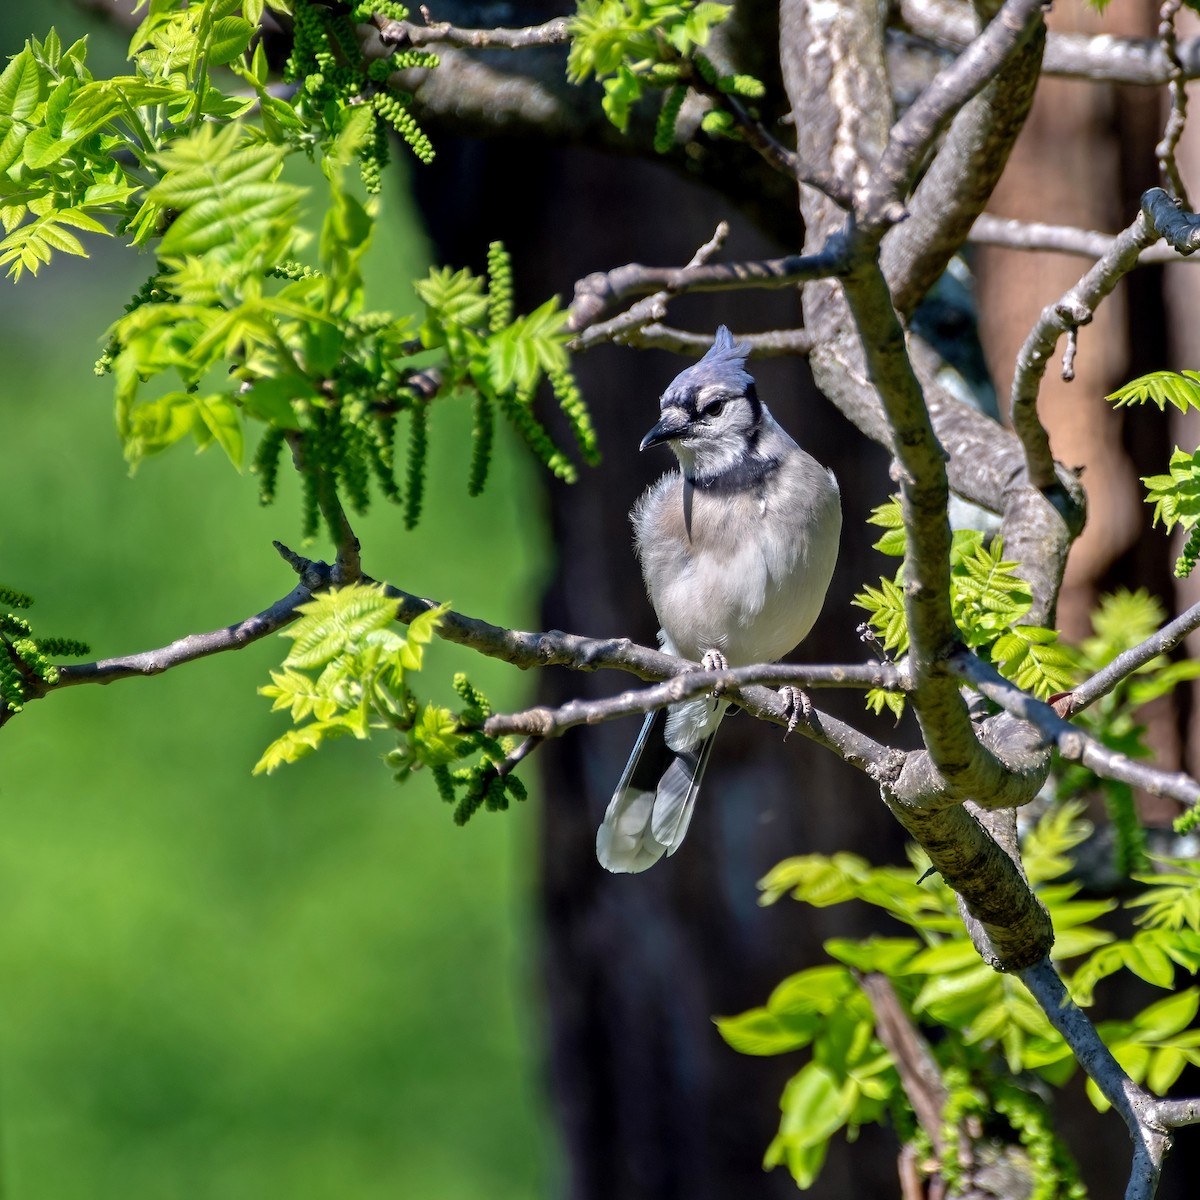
[701,649,729,697]
[779,685,812,739]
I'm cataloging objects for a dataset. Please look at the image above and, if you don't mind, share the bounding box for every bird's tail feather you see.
[596,705,723,873]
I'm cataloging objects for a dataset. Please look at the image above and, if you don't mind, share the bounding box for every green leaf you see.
[1130,987,1199,1038]
[252,720,353,774]
[283,584,400,669]
[193,393,244,468]
[1142,446,1200,533]
[1108,369,1200,413]
[206,16,255,66]
[0,47,44,123]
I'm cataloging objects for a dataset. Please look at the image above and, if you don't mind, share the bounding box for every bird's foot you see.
[701,649,729,697]
[779,685,812,740]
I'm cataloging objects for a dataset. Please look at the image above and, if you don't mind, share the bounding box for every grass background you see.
[0,4,556,1196]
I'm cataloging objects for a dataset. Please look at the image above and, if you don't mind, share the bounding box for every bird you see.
[596,326,842,873]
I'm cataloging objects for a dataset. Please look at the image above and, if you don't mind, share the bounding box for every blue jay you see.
[597,327,842,873]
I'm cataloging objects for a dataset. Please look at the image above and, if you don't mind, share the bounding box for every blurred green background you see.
[0,4,556,1197]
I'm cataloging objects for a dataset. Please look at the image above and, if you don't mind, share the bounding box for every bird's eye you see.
[702,399,725,418]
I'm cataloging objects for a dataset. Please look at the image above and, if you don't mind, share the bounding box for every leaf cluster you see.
[255,584,527,822]
[415,241,598,488]
[718,803,1200,1193]
[4,8,599,539]
[0,584,89,714]
[1107,371,1200,576]
[854,499,1076,716]
[566,0,764,145]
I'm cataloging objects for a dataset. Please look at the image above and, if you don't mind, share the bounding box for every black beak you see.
[639,407,690,451]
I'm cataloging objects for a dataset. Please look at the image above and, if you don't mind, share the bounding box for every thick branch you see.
[881,6,1044,315]
[858,0,1046,232]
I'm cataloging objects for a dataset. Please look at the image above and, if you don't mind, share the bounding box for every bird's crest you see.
[664,325,754,402]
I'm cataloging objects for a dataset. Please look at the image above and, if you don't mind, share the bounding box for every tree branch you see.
[369,8,570,51]
[481,661,907,738]
[567,238,850,335]
[1019,958,1178,1200]
[947,646,1200,809]
[858,0,1047,232]
[1066,598,1200,716]
[968,213,1193,263]
[1009,197,1162,492]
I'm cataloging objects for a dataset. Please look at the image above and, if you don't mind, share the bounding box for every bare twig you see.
[1066,598,1200,716]
[611,323,817,357]
[895,0,1200,85]
[1156,0,1191,206]
[482,661,907,738]
[1009,201,1160,491]
[947,647,1200,809]
[567,236,849,337]
[968,213,1193,263]
[370,9,570,51]
[46,543,333,692]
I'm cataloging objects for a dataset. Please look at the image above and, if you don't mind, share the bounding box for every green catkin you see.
[0,612,32,637]
[363,420,402,503]
[353,0,410,20]
[452,673,491,721]
[403,400,428,529]
[372,91,435,164]
[299,454,321,542]
[453,775,486,826]
[252,427,286,505]
[483,773,508,812]
[1103,781,1149,876]
[467,393,494,496]
[549,365,599,465]
[35,636,89,658]
[496,390,577,483]
[717,72,766,98]
[0,654,24,713]
[1176,524,1200,577]
[504,773,528,803]
[94,273,168,374]
[0,586,33,609]
[486,242,513,332]
[431,763,456,805]
[336,417,372,515]
[269,260,323,281]
[654,86,686,153]
[692,52,718,85]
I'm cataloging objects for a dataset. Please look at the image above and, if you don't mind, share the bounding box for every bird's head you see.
[640,326,765,482]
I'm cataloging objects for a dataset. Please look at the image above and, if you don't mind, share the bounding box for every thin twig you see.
[1066,598,1200,716]
[969,213,1193,262]
[612,323,817,356]
[1156,0,1191,206]
[1009,200,1160,491]
[567,237,849,337]
[482,661,907,737]
[947,647,1200,808]
[370,9,570,51]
